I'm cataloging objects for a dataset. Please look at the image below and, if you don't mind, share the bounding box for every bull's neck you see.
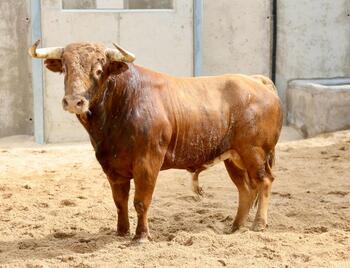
[77,64,146,142]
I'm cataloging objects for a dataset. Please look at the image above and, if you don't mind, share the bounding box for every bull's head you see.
[28,40,135,114]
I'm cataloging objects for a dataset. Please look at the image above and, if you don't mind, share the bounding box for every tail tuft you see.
[253,191,259,208]
[191,171,204,196]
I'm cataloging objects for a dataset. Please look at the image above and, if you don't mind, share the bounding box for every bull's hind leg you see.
[251,152,275,231]
[241,147,274,231]
[224,159,257,232]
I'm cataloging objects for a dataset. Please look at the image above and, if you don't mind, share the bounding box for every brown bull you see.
[29,41,283,242]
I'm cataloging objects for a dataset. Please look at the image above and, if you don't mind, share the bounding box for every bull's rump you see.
[161,74,282,170]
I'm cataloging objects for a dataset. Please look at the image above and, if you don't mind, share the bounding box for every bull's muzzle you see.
[62,95,89,114]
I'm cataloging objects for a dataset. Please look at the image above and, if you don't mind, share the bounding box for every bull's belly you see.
[161,105,237,170]
[161,147,245,171]
[161,126,244,171]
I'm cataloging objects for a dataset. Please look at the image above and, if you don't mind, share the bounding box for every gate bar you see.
[31,0,45,144]
[194,0,203,77]
[271,0,277,83]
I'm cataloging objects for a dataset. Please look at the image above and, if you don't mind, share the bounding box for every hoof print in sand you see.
[327,191,348,197]
[53,231,76,239]
[304,226,328,234]
[60,199,77,207]
[70,238,98,253]
[18,241,38,250]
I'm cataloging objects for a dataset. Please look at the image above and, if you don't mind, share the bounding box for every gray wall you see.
[276,0,350,113]
[203,0,272,76]
[0,0,32,138]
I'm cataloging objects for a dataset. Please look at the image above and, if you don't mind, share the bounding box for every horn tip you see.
[28,39,41,57]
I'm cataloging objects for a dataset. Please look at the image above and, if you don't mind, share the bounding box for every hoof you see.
[251,219,267,232]
[231,224,241,233]
[132,232,152,243]
[116,229,130,237]
[226,223,248,234]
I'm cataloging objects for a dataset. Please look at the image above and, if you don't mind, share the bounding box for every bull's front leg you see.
[132,157,162,242]
[107,176,131,236]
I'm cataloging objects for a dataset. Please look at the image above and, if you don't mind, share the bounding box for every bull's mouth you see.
[64,106,90,115]
[65,108,90,115]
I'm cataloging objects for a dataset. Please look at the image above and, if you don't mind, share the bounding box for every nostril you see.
[76,99,84,107]
[62,98,68,107]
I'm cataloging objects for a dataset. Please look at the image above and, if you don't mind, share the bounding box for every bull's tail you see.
[268,149,276,169]
[253,192,259,209]
[191,170,204,196]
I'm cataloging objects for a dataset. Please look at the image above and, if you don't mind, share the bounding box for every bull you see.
[29,40,283,242]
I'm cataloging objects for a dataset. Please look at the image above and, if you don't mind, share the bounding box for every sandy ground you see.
[0,129,349,267]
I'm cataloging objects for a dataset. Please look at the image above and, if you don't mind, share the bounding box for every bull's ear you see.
[44,59,63,73]
[109,61,129,75]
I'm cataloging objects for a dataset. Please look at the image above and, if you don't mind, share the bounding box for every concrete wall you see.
[0,0,32,138]
[276,0,350,114]
[287,78,350,137]
[202,0,272,76]
[41,0,193,142]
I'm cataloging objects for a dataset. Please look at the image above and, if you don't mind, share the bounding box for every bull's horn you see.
[28,39,64,59]
[106,43,135,63]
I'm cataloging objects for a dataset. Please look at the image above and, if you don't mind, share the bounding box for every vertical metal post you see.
[271,0,277,83]
[193,0,203,77]
[31,0,45,144]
